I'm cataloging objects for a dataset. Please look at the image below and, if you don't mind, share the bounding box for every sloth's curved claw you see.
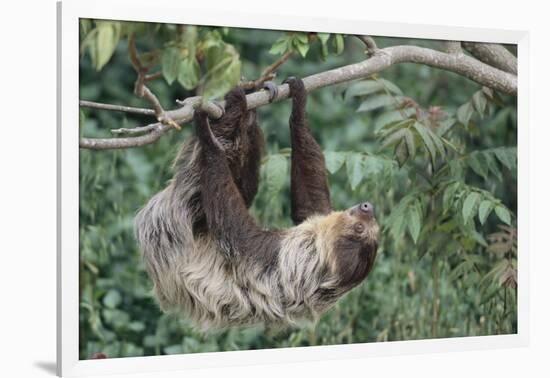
[194,109,224,151]
[263,81,278,103]
[283,76,306,98]
[210,100,225,118]
[283,76,297,85]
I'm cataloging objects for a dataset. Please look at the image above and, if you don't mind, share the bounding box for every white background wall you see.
[0,0,547,377]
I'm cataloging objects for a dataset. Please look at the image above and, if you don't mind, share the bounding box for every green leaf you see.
[177,57,200,90]
[356,94,394,113]
[103,289,122,309]
[438,118,456,136]
[201,30,223,50]
[317,33,330,44]
[181,25,198,57]
[495,205,512,225]
[346,153,366,190]
[457,102,474,126]
[467,153,489,180]
[443,182,460,212]
[95,22,121,70]
[407,202,422,244]
[374,109,415,131]
[324,151,347,174]
[462,192,481,224]
[162,47,181,85]
[269,37,289,55]
[485,152,503,180]
[470,229,488,247]
[345,80,384,101]
[413,122,437,166]
[478,200,494,225]
[379,78,403,95]
[377,118,415,138]
[427,128,446,158]
[333,34,344,55]
[202,44,241,100]
[381,128,408,150]
[294,40,310,57]
[403,128,416,160]
[388,201,408,240]
[494,147,516,171]
[395,140,409,167]
[472,90,488,116]
[80,19,93,37]
[318,33,330,59]
[294,32,309,44]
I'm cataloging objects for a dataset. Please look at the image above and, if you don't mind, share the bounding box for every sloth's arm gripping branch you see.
[195,111,272,258]
[286,77,332,224]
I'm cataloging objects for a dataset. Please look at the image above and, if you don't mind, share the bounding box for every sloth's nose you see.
[359,201,374,215]
[350,201,375,220]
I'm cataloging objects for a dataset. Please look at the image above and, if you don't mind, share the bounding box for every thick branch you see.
[80,44,517,150]
[444,41,463,55]
[385,45,516,94]
[462,42,517,75]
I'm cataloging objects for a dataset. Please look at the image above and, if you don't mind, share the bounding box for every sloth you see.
[135,77,379,329]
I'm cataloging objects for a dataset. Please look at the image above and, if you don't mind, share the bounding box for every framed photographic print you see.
[58,1,529,376]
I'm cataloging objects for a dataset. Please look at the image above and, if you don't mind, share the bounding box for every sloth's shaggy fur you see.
[135,79,379,329]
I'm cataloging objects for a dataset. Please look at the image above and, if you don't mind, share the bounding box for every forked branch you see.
[80,41,517,150]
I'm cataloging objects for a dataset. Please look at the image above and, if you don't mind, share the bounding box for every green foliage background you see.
[79,21,517,359]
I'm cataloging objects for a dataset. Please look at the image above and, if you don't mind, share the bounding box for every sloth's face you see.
[330,202,380,289]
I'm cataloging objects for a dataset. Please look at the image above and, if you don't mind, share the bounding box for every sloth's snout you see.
[350,201,375,220]
[359,202,374,215]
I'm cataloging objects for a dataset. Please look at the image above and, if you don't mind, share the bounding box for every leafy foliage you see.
[79,21,517,359]
[269,32,346,59]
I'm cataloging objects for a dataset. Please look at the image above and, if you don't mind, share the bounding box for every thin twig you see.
[79,100,156,116]
[128,34,181,130]
[111,124,160,135]
[144,71,162,81]
[240,50,293,90]
[356,35,379,54]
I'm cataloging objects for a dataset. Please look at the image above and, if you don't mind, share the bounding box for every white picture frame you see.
[58,1,529,376]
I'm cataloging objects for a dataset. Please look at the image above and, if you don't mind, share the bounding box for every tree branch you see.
[79,100,156,116]
[80,44,517,150]
[462,42,517,75]
[356,35,379,55]
[111,124,159,135]
[443,41,463,55]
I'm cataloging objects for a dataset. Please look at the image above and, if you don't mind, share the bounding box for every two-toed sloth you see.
[135,77,379,329]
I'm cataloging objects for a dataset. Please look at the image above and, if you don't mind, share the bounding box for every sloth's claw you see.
[283,76,306,98]
[194,110,224,151]
[263,81,278,103]
[211,100,225,118]
[283,76,297,85]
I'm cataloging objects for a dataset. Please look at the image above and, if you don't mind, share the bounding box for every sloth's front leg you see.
[285,77,332,225]
[195,111,271,259]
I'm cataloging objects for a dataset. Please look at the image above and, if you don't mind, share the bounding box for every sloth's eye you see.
[353,223,365,234]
